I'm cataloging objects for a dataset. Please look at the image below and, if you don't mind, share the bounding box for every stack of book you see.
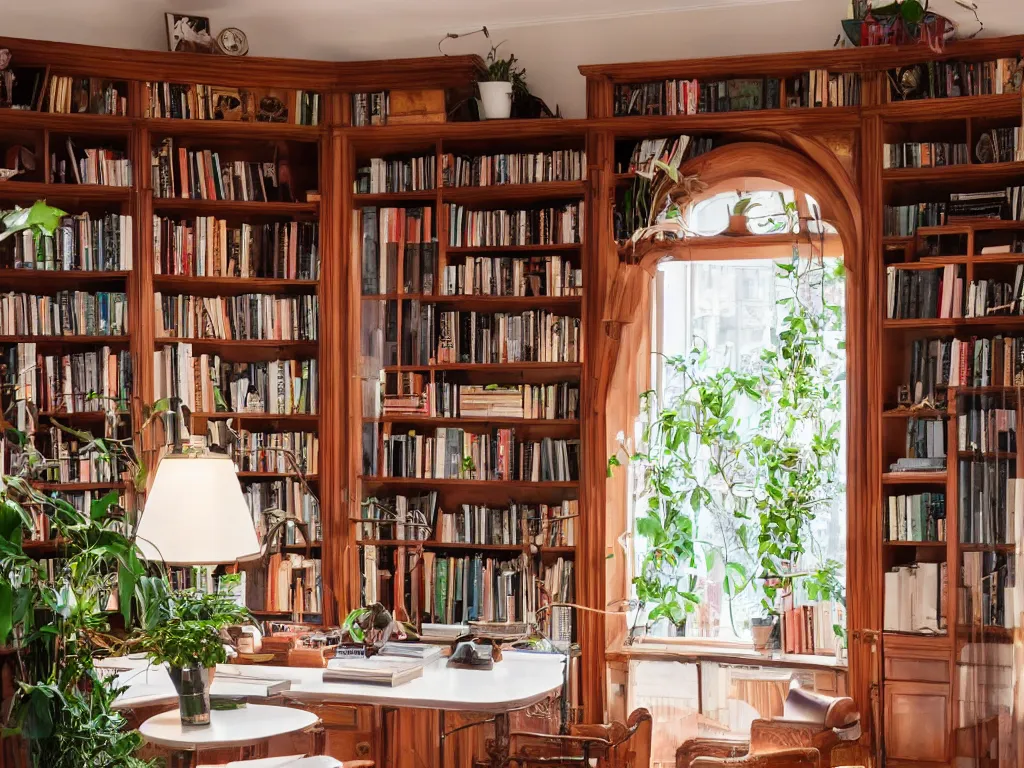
[0,212,133,272]
[323,655,425,686]
[442,150,586,187]
[154,342,318,415]
[358,207,436,295]
[905,417,947,459]
[885,492,947,541]
[230,430,319,475]
[441,254,582,297]
[46,76,127,115]
[885,187,1024,235]
[152,139,284,201]
[958,458,1018,544]
[960,551,1017,628]
[358,493,438,541]
[883,141,969,169]
[153,217,319,279]
[432,310,581,364]
[356,155,436,193]
[447,204,584,247]
[351,91,389,126]
[886,265,965,319]
[0,291,128,336]
[155,293,319,341]
[885,57,1023,101]
[5,344,132,414]
[51,141,132,186]
[381,428,579,482]
[884,562,946,633]
[245,478,320,543]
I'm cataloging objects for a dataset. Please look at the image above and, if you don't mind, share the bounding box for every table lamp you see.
[136,442,260,566]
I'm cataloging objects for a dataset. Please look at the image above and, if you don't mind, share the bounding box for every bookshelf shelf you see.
[366,416,580,428]
[357,539,575,555]
[237,472,320,481]
[881,408,948,419]
[150,198,318,217]
[592,107,861,137]
[955,450,1016,459]
[883,540,947,547]
[381,362,582,377]
[881,471,948,485]
[442,181,586,205]
[875,92,1023,121]
[365,294,581,312]
[193,412,319,426]
[0,270,130,287]
[156,338,318,359]
[0,182,130,203]
[146,118,323,143]
[882,161,1024,189]
[917,221,1024,236]
[446,243,583,256]
[34,481,128,491]
[0,110,134,133]
[154,276,319,294]
[0,334,130,348]
[360,476,578,491]
[352,190,436,205]
[960,543,1016,552]
[882,630,949,642]
[883,316,1024,331]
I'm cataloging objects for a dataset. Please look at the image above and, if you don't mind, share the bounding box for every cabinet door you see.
[884,681,949,763]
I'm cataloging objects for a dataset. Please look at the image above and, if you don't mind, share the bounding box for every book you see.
[379,642,443,661]
[323,657,425,686]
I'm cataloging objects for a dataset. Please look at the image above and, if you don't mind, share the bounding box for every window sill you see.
[606,640,847,671]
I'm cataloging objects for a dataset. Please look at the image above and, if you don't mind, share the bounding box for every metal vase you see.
[168,664,213,726]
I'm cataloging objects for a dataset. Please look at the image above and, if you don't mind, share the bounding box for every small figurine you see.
[0,49,14,108]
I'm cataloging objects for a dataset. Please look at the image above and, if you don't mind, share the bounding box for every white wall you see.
[3,0,1021,117]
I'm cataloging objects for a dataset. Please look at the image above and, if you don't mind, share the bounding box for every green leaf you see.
[0,582,12,646]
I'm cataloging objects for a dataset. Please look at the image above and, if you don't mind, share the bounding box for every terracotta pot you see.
[727,213,749,235]
[751,619,775,654]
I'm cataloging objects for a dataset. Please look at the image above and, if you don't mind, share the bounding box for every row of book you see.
[359,546,573,629]
[975,127,1022,164]
[886,57,1023,101]
[3,344,132,414]
[145,82,321,125]
[957,398,1017,453]
[960,551,1017,629]
[885,492,947,542]
[787,70,862,108]
[625,135,697,176]
[884,187,1024,235]
[154,293,319,341]
[0,212,133,272]
[46,76,127,115]
[437,500,577,547]
[359,207,436,296]
[441,150,587,187]
[882,142,969,169]
[22,491,125,542]
[963,275,1024,319]
[780,592,843,655]
[434,310,582,364]
[230,429,319,475]
[886,265,965,319]
[355,155,435,194]
[906,336,1024,403]
[382,381,580,420]
[246,478,321,544]
[884,562,946,633]
[154,343,318,415]
[440,255,583,298]
[152,139,285,202]
[263,553,322,614]
[0,291,128,337]
[446,204,584,248]
[379,428,580,482]
[958,459,1017,545]
[153,217,319,280]
[351,91,388,126]
[33,426,122,484]
[356,495,577,548]
[905,417,946,459]
[50,145,132,186]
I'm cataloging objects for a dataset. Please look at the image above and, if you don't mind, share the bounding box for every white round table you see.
[140,704,319,767]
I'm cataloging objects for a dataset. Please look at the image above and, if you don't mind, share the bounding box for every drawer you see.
[884,656,949,683]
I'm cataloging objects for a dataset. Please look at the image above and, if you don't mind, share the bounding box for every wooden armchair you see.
[676,682,860,768]
[504,708,653,768]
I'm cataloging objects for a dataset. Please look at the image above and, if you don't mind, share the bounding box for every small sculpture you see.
[0,49,13,108]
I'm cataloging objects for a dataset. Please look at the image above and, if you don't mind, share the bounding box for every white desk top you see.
[106,651,565,715]
[140,703,318,750]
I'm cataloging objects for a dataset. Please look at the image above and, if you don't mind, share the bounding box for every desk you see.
[140,704,319,768]
[108,652,565,768]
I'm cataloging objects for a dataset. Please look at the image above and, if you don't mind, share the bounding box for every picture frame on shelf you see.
[166,12,217,54]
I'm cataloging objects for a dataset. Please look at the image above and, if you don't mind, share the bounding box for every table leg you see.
[438,709,445,768]
[486,712,510,768]
[170,750,196,768]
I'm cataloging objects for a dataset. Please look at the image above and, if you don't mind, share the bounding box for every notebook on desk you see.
[323,656,425,686]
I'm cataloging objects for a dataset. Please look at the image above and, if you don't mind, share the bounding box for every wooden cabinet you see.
[883,681,950,763]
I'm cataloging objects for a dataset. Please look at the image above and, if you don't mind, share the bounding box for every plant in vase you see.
[140,587,252,725]
[478,43,527,120]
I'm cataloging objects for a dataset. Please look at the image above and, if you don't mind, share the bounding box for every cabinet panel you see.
[884,656,950,683]
[884,681,949,763]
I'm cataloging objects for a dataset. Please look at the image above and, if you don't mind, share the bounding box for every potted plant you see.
[727,196,758,235]
[141,587,252,725]
[478,43,527,120]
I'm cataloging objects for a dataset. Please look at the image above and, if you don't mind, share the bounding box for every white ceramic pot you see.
[478,80,513,119]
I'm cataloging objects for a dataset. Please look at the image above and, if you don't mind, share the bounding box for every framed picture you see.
[166,13,217,54]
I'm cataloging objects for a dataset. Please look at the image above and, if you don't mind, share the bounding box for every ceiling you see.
[4,0,1021,117]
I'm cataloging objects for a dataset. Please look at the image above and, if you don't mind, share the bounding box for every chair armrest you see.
[690,747,820,768]
[676,738,750,768]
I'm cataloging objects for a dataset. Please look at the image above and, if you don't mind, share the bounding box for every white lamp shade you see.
[136,453,261,565]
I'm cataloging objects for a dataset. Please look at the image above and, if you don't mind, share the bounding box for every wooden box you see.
[388,89,446,125]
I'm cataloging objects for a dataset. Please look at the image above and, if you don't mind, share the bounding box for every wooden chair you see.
[504,708,653,768]
[197,758,373,767]
[676,682,860,768]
